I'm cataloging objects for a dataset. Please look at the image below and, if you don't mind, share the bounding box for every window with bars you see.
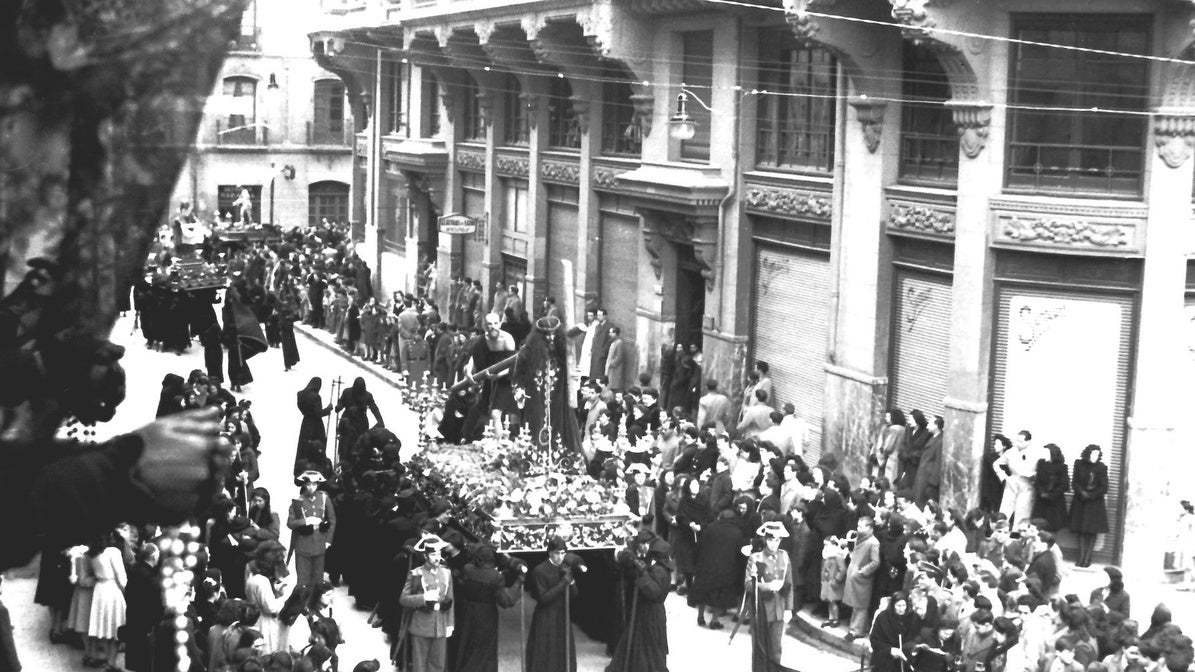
[680,30,713,162]
[503,180,528,234]
[221,76,258,145]
[898,44,958,185]
[503,74,529,146]
[755,35,837,173]
[601,77,640,156]
[421,72,441,138]
[548,77,580,150]
[1006,15,1149,196]
[386,60,403,134]
[461,78,485,141]
[312,80,346,145]
[308,181,350,228]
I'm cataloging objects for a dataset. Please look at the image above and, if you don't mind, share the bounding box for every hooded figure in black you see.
[869,591,921,672]
[156,373,186,418]
[451,543,524,672]
[336,377,383,465]
[605,538,673,672]
[295,377,332,475]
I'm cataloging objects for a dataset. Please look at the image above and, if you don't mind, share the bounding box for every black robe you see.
[604,564,671,672]
[280,313,300,369]
[868,606,920,672]
[526,559,577,672]
[690,516,745,610]
[123,561,164,672]
[453,563,521,672]
[295,388,329,474]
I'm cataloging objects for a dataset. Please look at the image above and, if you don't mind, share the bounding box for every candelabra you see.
[533,361,558,474]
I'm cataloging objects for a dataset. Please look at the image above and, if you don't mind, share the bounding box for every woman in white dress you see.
[245,540,290,652]
[87,533,127,672]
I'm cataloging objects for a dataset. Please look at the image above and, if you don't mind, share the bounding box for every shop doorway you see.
[675,244,706,350]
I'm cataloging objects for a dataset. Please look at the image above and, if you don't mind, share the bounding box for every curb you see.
[788,609,870,662]
[293,323,409,393]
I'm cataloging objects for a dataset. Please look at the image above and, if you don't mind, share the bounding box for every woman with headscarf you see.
[248,487,280,540]
[868,591,920,672]
[452,543,524,672]
[156,373,186,418]
[1032,443,1069,533]
[335,377,383,466]
[672,474,711,596]
[805,486,848,614]
[295,377,332,475]
[1069,444,1109,568]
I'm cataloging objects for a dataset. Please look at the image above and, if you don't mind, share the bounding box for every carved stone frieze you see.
[593,167,624,189]
[849,99,886,154]
[577,1,615,56]
[889,203,955,236]
[889,0,955,42]
[1001,215,1130,249]
[456,150,486,172]
[784,0,840,43]
[947,100,992,159]
[743,185,832,221]
[1153,112,1195,169]
[541,161,580,184]
[520,15,546,41]
[495,154,530,178]
[473,20,497,45]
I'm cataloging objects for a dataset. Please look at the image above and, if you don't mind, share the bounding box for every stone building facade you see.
[309,0,1195,577]
[170,0,354,229]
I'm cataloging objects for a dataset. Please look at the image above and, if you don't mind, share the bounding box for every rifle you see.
[448,354,517,392]
[728,586,750,644]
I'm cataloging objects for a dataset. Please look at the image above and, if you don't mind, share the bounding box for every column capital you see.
[1152,109,1195,169]
[849,97,887,154]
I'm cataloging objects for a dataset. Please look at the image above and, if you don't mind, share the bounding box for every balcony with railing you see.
[214,119,269,147]
[307,120,355,147]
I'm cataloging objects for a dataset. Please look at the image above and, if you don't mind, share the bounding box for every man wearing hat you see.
[746,521,796,672]
[287,470,336,589]
[398,533,455,672]
[401,530,456,669]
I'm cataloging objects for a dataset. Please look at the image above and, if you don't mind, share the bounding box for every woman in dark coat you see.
[1032,443,1069,532]
[805,487,848,611]
[870,519,909,617]
[279,297,300,371]
[526,537,578,672]
[868,591,920,672]
[672,475,711,595]
[34,545,73,644]
[605,539,672,672]
[123,543,163,672]
[1069,444,1109,567]
[668,352,697,417]
[335,377,383,465]
[690,509,745,628]
[295,377,332,475]
[453,544,523,672]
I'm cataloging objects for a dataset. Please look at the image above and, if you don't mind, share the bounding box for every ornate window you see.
[601,77,640,157]
[755,34,836,173]
[308,181,349,227]
[221,76,258,145]
[680,30,713,162]
[547,77,580,150]
[503,74,529,146]
[1006,15,1149,196]
[898,44,958,185]
[311,80,346,145]
[461,78,485,141]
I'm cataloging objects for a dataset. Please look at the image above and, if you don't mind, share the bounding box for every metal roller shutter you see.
[461,188,486,281]
[547,199,578,309]
[599,212,638,341]
[751,244,830,461]
[889,271,952,416]
[989,287,1132,565]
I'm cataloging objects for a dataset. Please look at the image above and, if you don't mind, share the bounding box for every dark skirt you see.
[34,549,74,610]
[1069,495,1109,534]
[281,322,300,369]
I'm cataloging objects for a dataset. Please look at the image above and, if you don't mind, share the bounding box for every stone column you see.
[523,88,548,312]
[574,81,601,321]
[940,101,997,513]
[823,95,893,479]
[1120,111,1195,578]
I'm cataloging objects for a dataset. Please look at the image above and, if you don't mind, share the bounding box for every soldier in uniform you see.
[397,533,455,672]
[745,521,799,672]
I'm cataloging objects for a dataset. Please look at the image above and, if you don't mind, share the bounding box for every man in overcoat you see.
[844,515,881,640]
